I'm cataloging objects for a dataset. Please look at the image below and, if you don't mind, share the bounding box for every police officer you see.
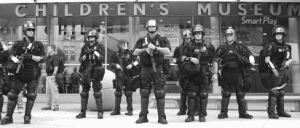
[216,27,254,119]
[263,25,292,119]
[110,40,138,116]
[174,30,191,115]
[0,40,9,120]
[133,19,171,124]
[1,21,45,125]
[179,24,218,122]
[76,29,105,119]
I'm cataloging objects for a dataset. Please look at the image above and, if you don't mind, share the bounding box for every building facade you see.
[1,0,300,95]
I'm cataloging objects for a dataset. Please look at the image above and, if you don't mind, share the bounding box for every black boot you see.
[76,110,86,119]
[24,92,37,124]
[177,94,187,115]
[110,96,121,116]
[125,96,133,116]
[277,91,291,118]
[23,114,31,124]
[1,99,17,125]
[218,91,230,119]
[199,98,207,122]
[136,89,149,124]
[185,98,195,122]
[76,92,88,119]
[157,98,168,124]
[237,92,253,119]
[136,97,149,124]
[94,92,103,119]
[268,93,279,119]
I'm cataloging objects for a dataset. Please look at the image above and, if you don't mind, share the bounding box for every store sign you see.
[0,2,299,17]
[241,16,277,25]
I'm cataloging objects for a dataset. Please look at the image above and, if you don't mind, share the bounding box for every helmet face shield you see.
[23,21,36,31]
[275,33,284,41]
[23,21,36,37]
[182,30,192,39]
[118,40,128,50]
[86,29,99,42]
[192,24,204,40]
[224,27,236,42]
[146,19,158,33]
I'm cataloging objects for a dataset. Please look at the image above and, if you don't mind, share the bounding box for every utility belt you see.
[223,61,240,68]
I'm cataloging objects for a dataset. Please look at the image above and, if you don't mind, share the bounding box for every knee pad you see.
[269,90,280,97]
[222,90,231,98]
[27,93,37,100]
[93,92,102,99]
[155,89,165,99]
[187,92,197,99]
[199,91,208,99]
[124,91,132,97]
[278,90,285,97]
[114,91,122,97]
[236,91,245,98]
[140,89,150,98]
[80,91,89,99]
[7,92,18,101]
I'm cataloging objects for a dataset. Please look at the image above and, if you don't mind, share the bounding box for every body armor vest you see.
[83,42,102,66]
[117,50,132,68]
[270,42,289,67]
[221,43,241,68]
[15,40,42,82]
[188,42,210,66]
[139,36,164,66]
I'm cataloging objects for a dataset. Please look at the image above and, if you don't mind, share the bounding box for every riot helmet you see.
[86,29,98,43]
[182,30,192,43]
[224,27,236,42]
[118,39,129,50]
[272,25,286,41]
[272,25,286,36]
[146,19,158,34]
[23,21,36,37]
[192,24,204,40]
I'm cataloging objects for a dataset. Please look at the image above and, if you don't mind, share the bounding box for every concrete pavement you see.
[0,103,299,128]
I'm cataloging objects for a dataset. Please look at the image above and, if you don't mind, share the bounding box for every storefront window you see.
[106,16,129,67]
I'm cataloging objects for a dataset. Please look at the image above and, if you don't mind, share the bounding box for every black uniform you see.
[76,42,105,119]
[110,49,138,116]
[179,40,217,122]
[262,40,292,118]
[216,41,253,119]
[173,42,189,115]
[134,34,171,124]
[1,37,45,124]
[0,42,9,120]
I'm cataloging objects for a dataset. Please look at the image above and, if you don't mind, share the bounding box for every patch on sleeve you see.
[268,45,272,51]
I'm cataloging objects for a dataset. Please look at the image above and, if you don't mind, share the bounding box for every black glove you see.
[23,53,32,60]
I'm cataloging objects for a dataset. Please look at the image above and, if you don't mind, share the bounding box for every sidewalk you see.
[1,103,299,128]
